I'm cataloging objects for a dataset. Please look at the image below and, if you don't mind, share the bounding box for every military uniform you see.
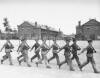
[30,42,40,62]
[48,43,60,65]
[71,42,81,69]
[79,40,99,73]
[17,40,31,67]
[59,43,74,71]
[1,40,14,65]
[36,42,51,68]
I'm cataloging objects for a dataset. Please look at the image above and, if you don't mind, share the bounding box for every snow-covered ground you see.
[0,40,100,78]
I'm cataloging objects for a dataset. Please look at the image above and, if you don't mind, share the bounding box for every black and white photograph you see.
[0,0,100,78]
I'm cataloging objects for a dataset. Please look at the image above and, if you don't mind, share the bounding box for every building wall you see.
[76,25,100,40]
[82,25,100,39]
[18,21,63,40]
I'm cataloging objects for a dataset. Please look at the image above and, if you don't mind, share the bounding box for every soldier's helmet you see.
[53,37,56,41]
[35,39,39,42]
[72,38,76,42]
[6,36,10,40]
[21,37,26,41]
[87,39,93,43]
[64,37,70,42]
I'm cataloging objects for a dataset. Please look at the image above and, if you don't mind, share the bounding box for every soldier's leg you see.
[48,53,55,63]
[81,56,89,69]
[35,50,40,60]
[18,53,25,65]
[44,54,51,68]
[74,55,81,67]
[66,56,74,71]
[71,54,75,60]
[17,54,23,62]
[58,55,66,68]
[37,54,44,64]
[31,53,37,62]
[37,53,40,60]
[7,53,13,65]
[90,57,99,73]
[55,53,60,65]
[1,54,8,64]
[24,51,31,67]
[36,53,44,67]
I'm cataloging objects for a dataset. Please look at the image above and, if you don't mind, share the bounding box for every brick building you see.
[76,19,100,40]
[17,21,63,40]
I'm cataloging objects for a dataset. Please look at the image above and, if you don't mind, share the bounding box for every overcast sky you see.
[0,0,99,34]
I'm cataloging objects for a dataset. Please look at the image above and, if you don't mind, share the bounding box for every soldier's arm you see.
[56,43,60,49]
[77,45,81,50]
[45,43,50,50]
[17,44,22,52]
[78,47,87,55]
[57,45,65,53]
[30,44,35,51]
[26,42,30,49]
[92,46,97,53]
[35,45,41,52]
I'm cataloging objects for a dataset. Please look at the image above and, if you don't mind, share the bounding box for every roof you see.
[19,21,59,32]
[82,19,100,26]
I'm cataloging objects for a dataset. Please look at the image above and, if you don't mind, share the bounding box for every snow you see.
[0,40,100,78]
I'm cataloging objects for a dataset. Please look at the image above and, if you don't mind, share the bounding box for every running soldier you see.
[71,38,81,70]
[35,39,51,68]
[30,39,40,62]
[48,38,60,65]
[78,39,100,73]
[17,38,31,67]
[17,39,25,62]
[0,38,14,65]
[58,38,74,71]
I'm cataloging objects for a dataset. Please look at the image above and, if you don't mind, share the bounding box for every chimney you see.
[35,21,37,26]
[78,21,81,26]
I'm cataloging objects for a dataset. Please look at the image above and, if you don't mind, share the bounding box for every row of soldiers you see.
[0,37,100,73]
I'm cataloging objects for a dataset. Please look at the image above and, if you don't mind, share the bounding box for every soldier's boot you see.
[58,60,66,69]
[35,62,38,67]
[79,65,83,71]
[58,63,62,69]
[10,63,13,65]
[27,64,31,67]
[17,57,19,62]
[69,64,75,71]
[31,58,33,62]
[94,70,100,73]
[46,65,51,69]
[56,58,60,65]
[92,64,100,73]
[1,60,3,64]
[68,62,75,71]
[70,68,75,71]
[18,60,22,65]
[31,55,37,62]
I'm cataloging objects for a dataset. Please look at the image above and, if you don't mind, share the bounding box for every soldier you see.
[71,38,81,70]
[17,39,25,62]
[58,38,74,71]
[78,39,100,73]
[30,39,40,62]
[17,38,31,67]
[35,38,51,68]
[48,38,60,65]
[0,38,14,65]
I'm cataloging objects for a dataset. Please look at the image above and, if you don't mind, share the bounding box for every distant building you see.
[76,19,100,40]
[18,21,63,40]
